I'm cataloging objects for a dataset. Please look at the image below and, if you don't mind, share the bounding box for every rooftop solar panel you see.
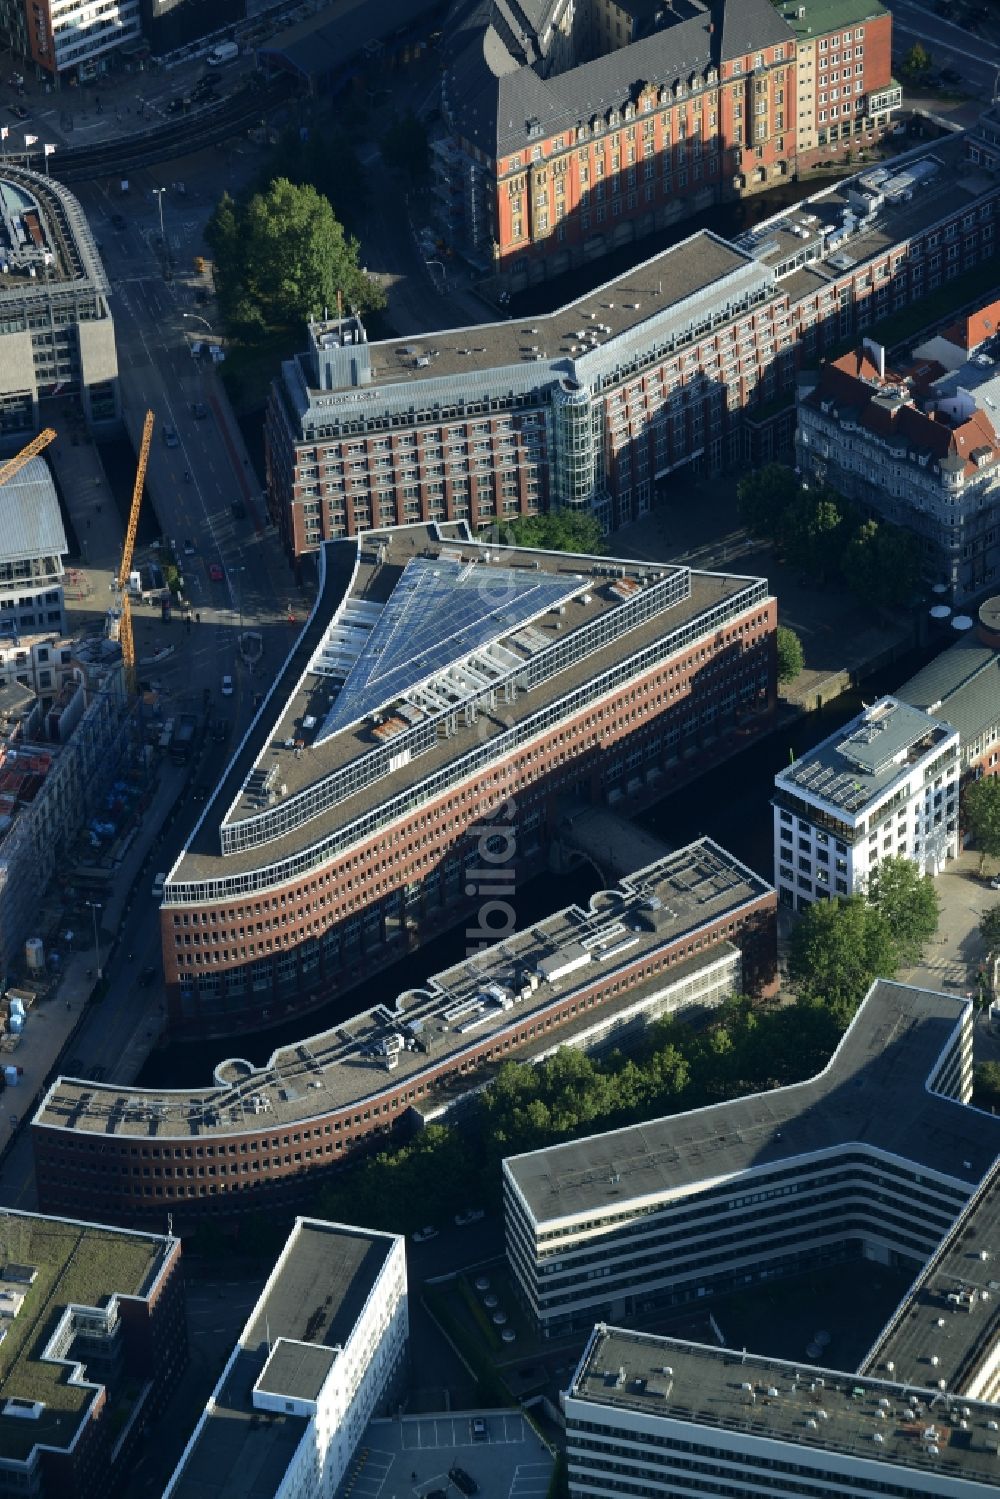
[315,557,583,742]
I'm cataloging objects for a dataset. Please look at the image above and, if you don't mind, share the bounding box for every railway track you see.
[35,73,298,184]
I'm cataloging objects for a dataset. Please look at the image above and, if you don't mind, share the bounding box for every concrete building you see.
[0,457,67,640]
[797,338,1000,604]
[164,1218,407,1499]
[434,0,898,278]
[563,1099,1000,1495]
[266,134,1000,555]
[503,978,999,1340]
[898,596,1000,782]
[0,167,119,437]
[771,695,959,912]
[141,522,774,1036]
[0,1207,183,1499]
[32,836,775,1230]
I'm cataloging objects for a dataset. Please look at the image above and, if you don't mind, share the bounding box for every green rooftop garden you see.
[0,1217,161,1461]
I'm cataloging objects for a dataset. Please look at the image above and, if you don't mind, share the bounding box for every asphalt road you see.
[888,0,1000,97]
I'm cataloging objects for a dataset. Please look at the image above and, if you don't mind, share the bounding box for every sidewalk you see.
[0,414,192,1198]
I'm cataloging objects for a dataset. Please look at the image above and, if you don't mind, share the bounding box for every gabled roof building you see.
[433,0,897,279]
[796,339,1000,603]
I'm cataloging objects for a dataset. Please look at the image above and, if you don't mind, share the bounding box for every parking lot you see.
[341,1414,554,1499]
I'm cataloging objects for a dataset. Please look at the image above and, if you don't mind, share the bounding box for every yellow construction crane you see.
[115,410,154,695]
[0,428,57,490]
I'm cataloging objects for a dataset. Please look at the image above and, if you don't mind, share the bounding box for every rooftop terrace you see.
[35,837,772,1141]
[774,695,957,820]
[0,1211,171,1463]
[569,1324,1000,1488]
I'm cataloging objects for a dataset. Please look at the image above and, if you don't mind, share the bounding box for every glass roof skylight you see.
[315,557,582,742]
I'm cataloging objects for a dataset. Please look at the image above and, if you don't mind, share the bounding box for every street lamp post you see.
[182,312,215,336]
[152,186,166,244]
[86,900,102,981]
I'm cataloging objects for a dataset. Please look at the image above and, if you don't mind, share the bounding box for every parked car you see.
[231,499,247,520]
[162,423,179,448]
[454,1207,485,1226]
[211,718,231,742]
[989,877,1000,891]
[183,538,195,556]
[209,562,224,582]
[411,1225,438,1243]
[191,400,209,419]
[138,964,157,987]
[151,872,166,899]
[111,212,126,230]
[8,104,28,121]
[449,1469,478,1496]
[471,1417,488,1441]
[221,674,234,696]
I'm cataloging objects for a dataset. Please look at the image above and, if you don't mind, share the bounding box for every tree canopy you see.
[736,463,921,606]
[865,855,940,967]
[963,776,1000,864]
[788,895,898,1026]
[902,42,932,79]
[206,177,385,339]
[776,625,804,683]
[788,857,940,1025]
[980,903,1000,955]
[497,510,604,554]
[974,1061,1000,1111]
[312,995,843,1237]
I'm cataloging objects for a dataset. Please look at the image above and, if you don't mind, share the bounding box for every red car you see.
[208,563,224,582]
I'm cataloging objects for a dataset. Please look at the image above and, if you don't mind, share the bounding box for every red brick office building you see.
[34,838,776,1231]
[149,525,775,1037]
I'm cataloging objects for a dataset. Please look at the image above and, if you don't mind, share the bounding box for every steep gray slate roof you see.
[444,0,795,158]
[719,0,796,58]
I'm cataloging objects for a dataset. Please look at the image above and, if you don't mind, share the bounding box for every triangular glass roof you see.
[316,556,582,742]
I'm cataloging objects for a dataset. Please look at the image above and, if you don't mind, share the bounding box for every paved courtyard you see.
[341,1414,553,1499]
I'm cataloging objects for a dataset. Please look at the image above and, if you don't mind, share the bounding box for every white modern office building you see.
[503,979,996,1340]
[772,695,960,912]
[163,1218,408,1499]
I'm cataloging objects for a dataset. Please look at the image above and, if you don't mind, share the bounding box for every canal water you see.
[137,637,940,1090]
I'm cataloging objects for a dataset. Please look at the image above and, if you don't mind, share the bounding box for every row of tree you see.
[737,464,922,607]
[788,856,941,1026]
[313,995,845,1235]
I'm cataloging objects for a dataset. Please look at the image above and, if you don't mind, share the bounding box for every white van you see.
[151,872,166,899]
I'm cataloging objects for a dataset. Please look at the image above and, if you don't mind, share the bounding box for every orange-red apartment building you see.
[147,523,776,1038]
[435,0,898,281]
